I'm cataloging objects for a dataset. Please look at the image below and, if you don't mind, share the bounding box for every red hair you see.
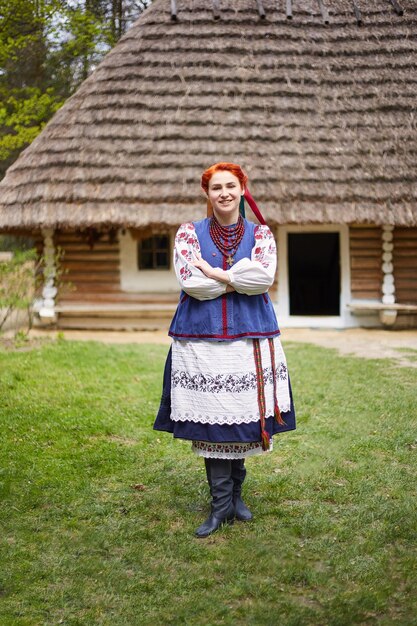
[201,162,248,193]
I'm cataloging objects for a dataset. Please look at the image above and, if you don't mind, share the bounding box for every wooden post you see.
[39,228,57,323]
[256,0,266,19]
[170,0,178,21]
[285,0,293,19]
[380,224,397,325]
[352,0,362,25]
[388,0,404,15]
[212,0,220,20]
[317,0,329,24]
[381,225,396,305]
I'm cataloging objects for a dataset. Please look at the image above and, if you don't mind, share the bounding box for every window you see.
[137,234,170,270]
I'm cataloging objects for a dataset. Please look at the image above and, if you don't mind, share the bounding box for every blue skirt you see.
[153,347,296,444]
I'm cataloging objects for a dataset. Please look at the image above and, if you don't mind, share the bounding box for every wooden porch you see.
[53,294,178,331]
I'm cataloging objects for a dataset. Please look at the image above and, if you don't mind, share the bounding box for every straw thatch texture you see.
[0,0,416,229]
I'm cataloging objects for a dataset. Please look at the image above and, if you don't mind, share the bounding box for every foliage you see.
[0,340,416,625]
[0,0,151,179]
[0,246,68,335]
[0,87,64,168]
[0,249,39,331]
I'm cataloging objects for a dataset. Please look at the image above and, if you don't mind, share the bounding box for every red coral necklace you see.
[209,215,245,267]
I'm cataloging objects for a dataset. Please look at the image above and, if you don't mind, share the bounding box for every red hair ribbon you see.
[243,189,266,225]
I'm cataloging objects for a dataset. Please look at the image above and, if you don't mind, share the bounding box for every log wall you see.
[55,231,121,302]
[393,227,417,305]
[349,226,382,300]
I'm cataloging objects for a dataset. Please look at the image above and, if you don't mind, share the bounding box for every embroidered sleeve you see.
[226,225,277,295]
[174,223,228,301]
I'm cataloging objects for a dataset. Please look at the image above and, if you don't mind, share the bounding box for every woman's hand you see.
[191,256,215,277]
[191,255,231,284]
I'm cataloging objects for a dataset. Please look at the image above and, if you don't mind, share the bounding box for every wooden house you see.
[0,0,416,329]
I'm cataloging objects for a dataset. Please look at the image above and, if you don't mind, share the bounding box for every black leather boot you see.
[195,459,235,538]
[231,459,253,522]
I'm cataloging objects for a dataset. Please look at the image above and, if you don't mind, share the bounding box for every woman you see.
[154,162,295,538]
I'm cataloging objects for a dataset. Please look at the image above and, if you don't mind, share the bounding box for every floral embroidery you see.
[176,223,199,245]
[277,362,287,379]
[179,266,192,281]
[176,227,196,283]
[175,224,201,277]
[253,245,269,268]
[191,439,272,458]
[254,225,273,241]
[252,226,276,268]
[180,248,193,262]
[172,363,287,393]
[175,231,189,243]
[192,441,261,454]
[187,235,198,247]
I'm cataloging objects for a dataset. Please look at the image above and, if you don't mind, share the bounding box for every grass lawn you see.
[0,338,416,626]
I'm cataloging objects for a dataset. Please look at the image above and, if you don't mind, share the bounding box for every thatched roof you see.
[0,0,416,230]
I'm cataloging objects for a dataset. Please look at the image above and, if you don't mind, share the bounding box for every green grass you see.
[0,338,416,626]
[395,347,417,363]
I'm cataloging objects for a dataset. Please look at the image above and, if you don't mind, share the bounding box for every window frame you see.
[137,233,171,271]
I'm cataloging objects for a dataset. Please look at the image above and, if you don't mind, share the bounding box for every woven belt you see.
[253,338,286,451]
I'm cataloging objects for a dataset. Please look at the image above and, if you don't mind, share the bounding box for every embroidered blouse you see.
[168,218,280,342]
[174,221,277,300]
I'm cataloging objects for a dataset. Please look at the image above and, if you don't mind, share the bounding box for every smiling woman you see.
[203,163,248,224]
[153,162,296,538]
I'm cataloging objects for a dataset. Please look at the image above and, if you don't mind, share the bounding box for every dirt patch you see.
[18,326,417,368]
[281,327,417,368]
[0,334,55,352]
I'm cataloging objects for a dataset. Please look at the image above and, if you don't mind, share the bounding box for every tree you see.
[0,86,64,178]
[0,0,150,180]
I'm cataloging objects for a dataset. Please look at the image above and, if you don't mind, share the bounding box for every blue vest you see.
[169,218,280,341]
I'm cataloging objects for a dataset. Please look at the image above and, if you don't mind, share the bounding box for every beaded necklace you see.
[209,215,245,267]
